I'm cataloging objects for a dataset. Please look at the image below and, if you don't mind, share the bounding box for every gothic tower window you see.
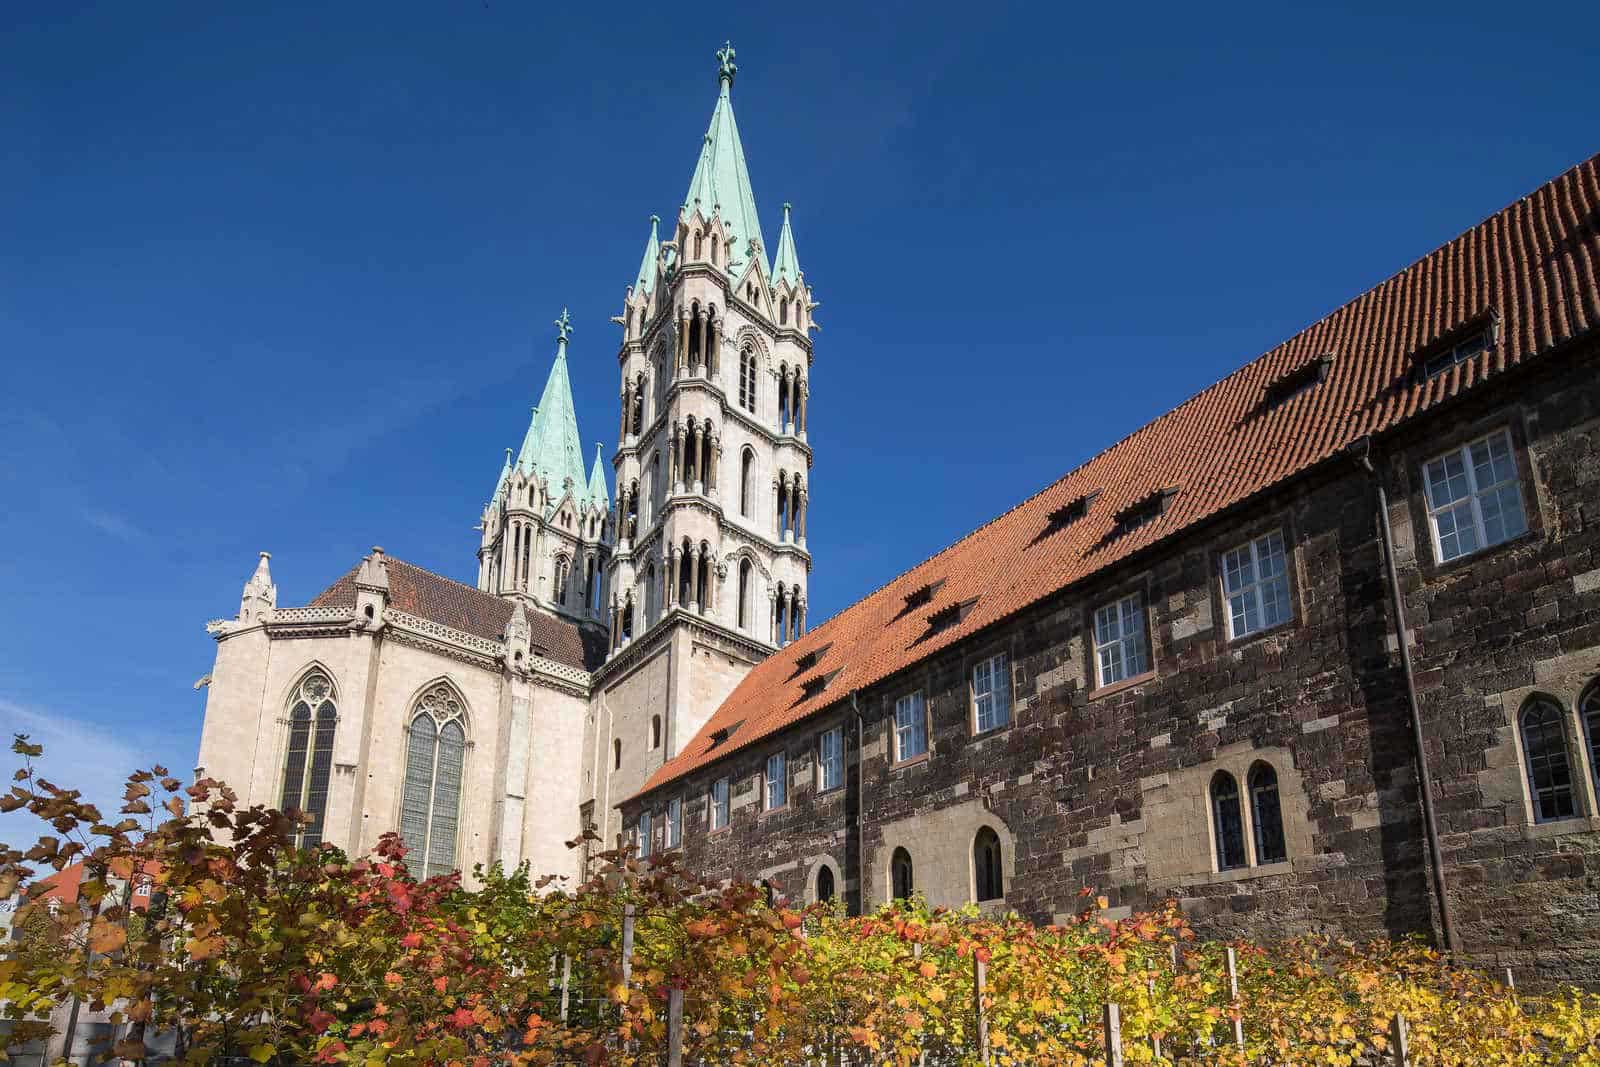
[696,541,710,613]
[688,303,703,372]
[554,556,570,606]
[1249,762,1287,863]
[974,827,1003,902]
[738,347,757,412]
[650,453,661,521]
[737,558,752,629]
[693,229,703,260]
[815,865,834,903]
[651,714,662,749]
[780,297,789,325]
[279,671,337,848]
[1521,696,1576,822]
[585,556,598,612]
[740,448,755,517]
[891,847,914,901]
[614,738,622,771]
[632,377,645,435]
[622,594,636,640]
[645,563,657,622]
[1210,771,1247,871]
[400,683,468,880]
[778,364,791,428]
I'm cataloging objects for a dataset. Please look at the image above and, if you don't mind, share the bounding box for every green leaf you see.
[248,1043,276,1063]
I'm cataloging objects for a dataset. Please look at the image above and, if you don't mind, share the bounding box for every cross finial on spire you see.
[716,41,737,86]
[554,307,573,345]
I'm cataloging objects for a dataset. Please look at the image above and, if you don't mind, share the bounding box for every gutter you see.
[852,690,866,917]
[1348,435,1460,954]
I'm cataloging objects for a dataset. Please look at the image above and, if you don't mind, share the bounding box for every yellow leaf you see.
[248,1045,275,1063]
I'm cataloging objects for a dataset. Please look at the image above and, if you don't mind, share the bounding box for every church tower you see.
[581,43,817,845]
[477,310,612,628]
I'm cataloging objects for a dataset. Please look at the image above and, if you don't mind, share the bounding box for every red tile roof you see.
[637,151,1600,800]
[309,557,606,671]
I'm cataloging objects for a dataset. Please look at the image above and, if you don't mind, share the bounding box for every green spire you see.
[772,202,801,287]
[683,41,767,279]
[492,447,512,500]
[513,309,592,512]
[634,215,661,294]
[586,442,610,510]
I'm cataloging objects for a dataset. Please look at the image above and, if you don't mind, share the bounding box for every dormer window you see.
[1260,354,1334,410]
[1043,490,1101,537]
[1112,487,1178,536]
[927,596,979,636]
[1421,317,1497,378]
[900,579,945,615]
[794,643,832,674]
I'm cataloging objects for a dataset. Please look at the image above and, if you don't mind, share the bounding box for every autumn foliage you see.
[2,737,1598,1065]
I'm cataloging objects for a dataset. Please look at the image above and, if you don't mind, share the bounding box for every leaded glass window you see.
[279,671,337,848]
[1249,762,1287,864]
[400,683,468,879]
[1211,772,1247,871]
[1521,698,1576,823]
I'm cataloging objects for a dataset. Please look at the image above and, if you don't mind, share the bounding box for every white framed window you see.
[709,777,730,830]
[818,727,843,792]
[664,797,681,849]
[1423,429,1527,563]
[637,810,652,859]
[894,692,928,762]
[1221,530,1292,639]
[972,653,1012,734]
[765,753,787,810]
[1093,593,1149,688]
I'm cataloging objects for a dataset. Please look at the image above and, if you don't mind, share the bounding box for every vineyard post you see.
[559,954,571,1023]
[1225,947,1245,1052]
[1504,967,1518,1008]
[974,953,990,1066]
[1102,1002,1124,1067]
[667,987,683,1067]
[913,943,927,1067]
[1147,977,1161,1059]
[1390,1014,1410,1065]
[621,903,636,988]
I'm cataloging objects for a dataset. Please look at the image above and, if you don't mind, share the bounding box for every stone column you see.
[708,432,721,497]
[780,587,792,646]
[671,423,683,491]
[666,548,679,608]
[797,381,807,435]
[778,367,791,433]
[609,600,619,652]
[692,307,705,373]
[714,560,726,614]
[688,547,701,612]
[696,423,709,492]
[675,307,688,374]
[769,590,779,644]
[797,598,807,638]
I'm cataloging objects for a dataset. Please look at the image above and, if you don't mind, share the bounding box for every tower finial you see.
[554,307,573,348]
[716,41,737,87]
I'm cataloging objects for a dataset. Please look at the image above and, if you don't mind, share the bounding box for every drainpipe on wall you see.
[1349,435,1460,955]
[851,690,865,917]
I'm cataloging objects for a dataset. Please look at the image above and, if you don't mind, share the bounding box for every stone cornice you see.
[593,604,771,687]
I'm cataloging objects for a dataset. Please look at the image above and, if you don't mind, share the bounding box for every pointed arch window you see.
[279,671,337,848]
[554,556,571,606]
[1210,771,1247,871]
[738,348,757,413]
[737,558,753,630]
[974,827,1003,902]
[1248,762,1287,864]
[651,714,662,750]
[1521,696,1576,822]
[815,864,835,903]
[740,449,755,518]
[400,683,468,879]
[614,737,622,771]
[890,847,914,901]
[1581,683,1600,802]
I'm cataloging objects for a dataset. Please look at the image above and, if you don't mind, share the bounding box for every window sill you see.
[815,784,845,798]
[971,721,1013,741]
[1224,616,1298,649]
[758,804,789,819]
[707,824,731,836]
[1520,814,1600,840]
[1426,526,1541,578]
[891,753,930,771]
[1088,670,1157,702]
[1195,859,1294,885]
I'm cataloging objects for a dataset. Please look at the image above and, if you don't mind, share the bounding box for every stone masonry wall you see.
[624,340,1600,985]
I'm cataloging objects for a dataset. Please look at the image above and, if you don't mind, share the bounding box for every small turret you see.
[239,551,276,624]
[354,546,390,626]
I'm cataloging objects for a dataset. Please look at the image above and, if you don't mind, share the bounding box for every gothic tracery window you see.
[554,556,571,605]
[738,348,757,412]
[400,683,468,880]
[279,671,337,848]
[740,448,755,518]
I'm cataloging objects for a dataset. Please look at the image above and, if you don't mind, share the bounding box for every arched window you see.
[651,714,662,750]
[1522,697,1576,822]
[1210,772,1247,871]
[738,348,757,412]
[710,236,718,266]
[740,449,755,517]
[644,563,657,622]
[778,366,791,428]
[693,229,703,259]
[614,738,622,771]
[688,304,702,371]
[632,381,645,435]
[890,847,914,901]
[650,453,661,521]
[737,558,752,630]
[974,827,1003,902]
[815,865,835,903]
[696,541,710,614]
[1582,683,1600,800]
[779,297,789,325]
[1248,763,1287,864]
[622,594,635,640]
[400,683,467,880]
[585,557,598,612]
[279,671,337,848]
[554,556,570,605]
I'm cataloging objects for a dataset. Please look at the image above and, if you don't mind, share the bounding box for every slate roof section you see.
[637,151,1600,800]
[308,556,606,672]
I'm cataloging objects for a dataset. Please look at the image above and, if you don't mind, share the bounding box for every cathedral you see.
[197,45,1600,981]
[195,42,809,883]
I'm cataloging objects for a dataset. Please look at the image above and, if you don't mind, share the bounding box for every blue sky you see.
[2,1,1596,838]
